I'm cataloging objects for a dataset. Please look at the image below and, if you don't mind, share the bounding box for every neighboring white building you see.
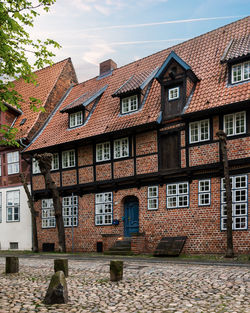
[0,186,32,250]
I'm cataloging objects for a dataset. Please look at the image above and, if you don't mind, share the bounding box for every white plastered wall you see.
[0,185,32,250]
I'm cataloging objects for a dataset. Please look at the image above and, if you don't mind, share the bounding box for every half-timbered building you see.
[0,58,77,250]
[25,17,250,254]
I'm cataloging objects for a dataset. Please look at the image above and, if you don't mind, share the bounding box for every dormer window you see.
[168,87,179,100]
[121,95,138,114]
[69,111,83,128]
[232,61,250,83]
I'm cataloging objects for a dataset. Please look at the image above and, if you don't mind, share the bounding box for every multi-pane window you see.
[7,151,19,174]
[114,137,129,159]
[33,153,59,174]
[189,119,210,143]
[232,61,250,83]
[95,192,113,225]
[121,95,138,114]
[6,191,20,222]
[168,87,179,100]
[42,199,56,228]
[62,196,78,227]
[96,142,111,162]
[0,192,2,223]
[167,182,189,208]
[221,175,248,230]
[62,150,75,168]
[224,111,246,136]
[148,186,158,210]
[42,196,78,228]
[198,179,211,206]
[69,111,83,128]
[51,153,59,170]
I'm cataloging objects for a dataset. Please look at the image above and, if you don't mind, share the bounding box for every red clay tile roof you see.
[11,58,72,139]
[112,67,158,96]
[26,17,250,152]
[221,34,250,62]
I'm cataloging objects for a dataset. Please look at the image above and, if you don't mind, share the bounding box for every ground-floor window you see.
[221,174,248,230]
[6,190,20,222]
[198,179,211,206]
[148,186,158,210]
[42,196,78,228]
[166,182,189,208]
[0,192,2,223]
[95,192,113,225]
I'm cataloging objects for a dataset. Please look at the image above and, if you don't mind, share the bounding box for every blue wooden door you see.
[124,197,139,237]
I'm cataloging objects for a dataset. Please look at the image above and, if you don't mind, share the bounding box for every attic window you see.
[69,111,83,128]
[168,87,179,100]
[231,61,250,83]
[121,95,138,114]
[19,118,27,126]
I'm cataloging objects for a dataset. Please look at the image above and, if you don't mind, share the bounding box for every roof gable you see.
[221,34,250,63]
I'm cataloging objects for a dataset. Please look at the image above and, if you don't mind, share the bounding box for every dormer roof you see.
[112,68,158,97]
[60,85,108,113]
[155,51,198,83]
[221,35,250,63]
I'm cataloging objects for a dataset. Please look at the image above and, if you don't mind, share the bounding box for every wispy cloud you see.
[82,42,115,65]
[83,15,244,31]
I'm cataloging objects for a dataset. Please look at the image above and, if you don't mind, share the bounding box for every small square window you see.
[198,179,211,206]
[189,119,210,143]
[62,150,75,168]
[69,111,83,128]
[114,138,129,159]
[121,95,138,114]
[168,87,179,100]
[232,61,250,84]
[96,142,111,162]
[166,182,189,209]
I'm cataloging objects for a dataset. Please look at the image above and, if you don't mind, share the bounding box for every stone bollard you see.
[110,260,123,282]
[5,256,19,274]
[44,271,68,304]
[54,259,68,277]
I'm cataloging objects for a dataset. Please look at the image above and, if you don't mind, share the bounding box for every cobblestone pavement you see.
[0,257,249,313]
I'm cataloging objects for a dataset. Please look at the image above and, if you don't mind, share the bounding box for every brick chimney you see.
[99,59,117,76]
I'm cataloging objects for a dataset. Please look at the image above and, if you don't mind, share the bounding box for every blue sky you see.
[31,0,250,81]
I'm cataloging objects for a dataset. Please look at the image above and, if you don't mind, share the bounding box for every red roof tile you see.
[221,34,250,62]
[12,58,73,140]
[26,17,250,152]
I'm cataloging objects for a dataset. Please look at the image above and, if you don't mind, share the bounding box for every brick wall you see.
[189,143,220,167]
[35,176,250,254]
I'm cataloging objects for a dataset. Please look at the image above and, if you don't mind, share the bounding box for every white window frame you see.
[7,151,19,175]
[168,87,179,100]
[189,119,210,143]
[6,190,20,222]
[95,192,113,226]
[221,174,248,231]
[121,95,138,114]
[42,196,78,228]
[51,153,59,171]
[148,186,159,210]
[96,142,111,162]
[0,155,1,176]
[62,150,75,168]
[62,196,78,227]
[69,111,83,128]
[0,192,2,223]
[198,179,211,206]
[114,137,129,159]
[231,61,250,84]
[42,199,56,228]
[166,182,189,209]
[223,111,246,137]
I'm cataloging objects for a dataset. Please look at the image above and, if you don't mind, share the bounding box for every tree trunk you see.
[19,173,39,252]
[216,130,234,258]
[34,153,66,252]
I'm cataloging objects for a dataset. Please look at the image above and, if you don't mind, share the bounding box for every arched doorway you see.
[123,196,139,237]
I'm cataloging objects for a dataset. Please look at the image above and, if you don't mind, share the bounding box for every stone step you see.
[114,241,131,247]
[109,246,131,251]
[104,250,134,256]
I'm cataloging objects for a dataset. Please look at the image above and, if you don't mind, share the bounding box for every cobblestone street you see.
[0,257,249,313]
